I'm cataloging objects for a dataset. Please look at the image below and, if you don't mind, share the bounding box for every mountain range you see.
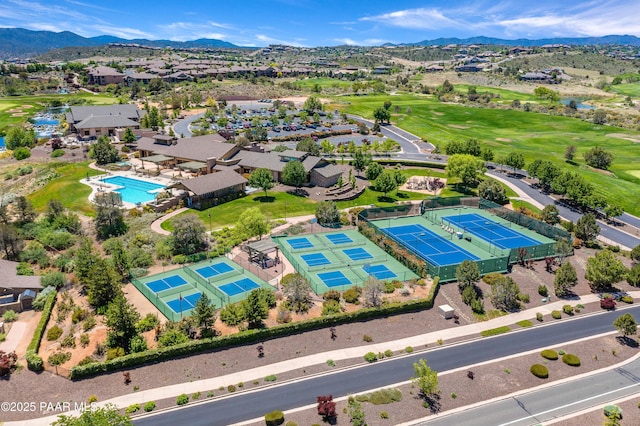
[2,28,640,59]
[0,28,238,59]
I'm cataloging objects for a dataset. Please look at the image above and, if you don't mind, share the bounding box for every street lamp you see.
[284,202,288,222]
[208,212,212,234]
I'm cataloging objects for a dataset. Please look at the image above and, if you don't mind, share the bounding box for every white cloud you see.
[361,7,460,30]
[91,25,154,40]
[333,37,388,46]
[256,34,306,47]
[334,38,357,46]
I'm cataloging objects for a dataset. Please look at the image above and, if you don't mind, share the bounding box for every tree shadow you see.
[377,195,397,203]
[253,196,275,203]
[616,336,639,348]
[396,192,409,199]
[287,189,309,197]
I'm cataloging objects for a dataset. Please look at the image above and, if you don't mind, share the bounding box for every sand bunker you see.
[448,124,469,129]
[607,133,640,143]
[496,138,513,142]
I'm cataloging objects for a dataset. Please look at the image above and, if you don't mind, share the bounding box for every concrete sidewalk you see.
[10,292,639,426]
[0,321,25,353]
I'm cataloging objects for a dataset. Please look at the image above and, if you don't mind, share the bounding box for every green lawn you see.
[610,83,640,98]
[27,162,94,215]
[337,93,640,216]
[292,77,361,91]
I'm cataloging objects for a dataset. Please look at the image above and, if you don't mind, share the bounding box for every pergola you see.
[140,154,173,170]
[176,161,207,174]
[245,239,280,269]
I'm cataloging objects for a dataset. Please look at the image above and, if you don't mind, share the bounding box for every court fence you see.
[357,203,422,221]
[183,266,231,305]
[362,220,509,283]
[131,277,182,322]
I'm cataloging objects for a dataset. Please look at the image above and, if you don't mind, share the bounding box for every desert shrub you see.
[227,384,236,392]
[482,272,502,285]
[264,374,277,382]
[530,364,549,378]
[364,352,377,363]
[264,410,285,426]
[136,313,160,332]
[77,356,95,366]
[362,334,373,342]
[620,295,633,304]
[285,422,297,426]
[343,287,361,304]
[51,149,65,158]
[383,281,395,293]
[536,312,543,321]
[83,316,97,331]
[405,346,414,353]
[71,307,88,324]
[14,146,31,160]
[540,349,558,360]
[563,305,574,315]
[144,401,156,412]
[516,320,533,328]
[125,403,140,414]
[603,405,622,420]
[322,299,342,316]
[367,388,402,405]
[551,310,562,319]
[562,354,581,366]
[192,391,201,400]
[176,394,189,405]
[517,293,530,303]
[60,334,76,348]
[2,310,17,322]
[537,285,548,296]
[384,349,393,358]
[323,290,341,301]
[46,325,63,341]
[106,347,125,361]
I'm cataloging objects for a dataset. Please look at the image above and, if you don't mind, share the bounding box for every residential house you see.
[87,66,126,85]
[169,170,248,209]
[66,105,145,139]
[0,259,43,314]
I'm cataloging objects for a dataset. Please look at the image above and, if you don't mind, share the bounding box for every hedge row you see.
[70,283,439,380]
[26,291,57,372]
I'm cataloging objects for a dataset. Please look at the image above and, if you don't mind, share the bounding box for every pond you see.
[560,98,596,110]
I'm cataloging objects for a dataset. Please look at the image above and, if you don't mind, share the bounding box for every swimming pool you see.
[102,176,165,204]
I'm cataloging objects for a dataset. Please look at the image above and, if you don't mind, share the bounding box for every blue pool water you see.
[0,136,4,150]
[102,176,165,204]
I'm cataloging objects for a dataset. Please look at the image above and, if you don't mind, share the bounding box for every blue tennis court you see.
[218,278,261,297]
[363,264,396,280]
[195,262,235,279]
[382,223,479,266]
[325,233,353,245]
[343,247,373,261]
[318,271,352,288]
[287,237,314,250]
[301,253,331,267]
[145,274,188,293]
[166,292,202,313]
[443,213,541,249]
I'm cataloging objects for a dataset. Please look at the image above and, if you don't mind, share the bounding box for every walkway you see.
[0,322,25,353]
[149,207,188,236]
[9,292,639,426]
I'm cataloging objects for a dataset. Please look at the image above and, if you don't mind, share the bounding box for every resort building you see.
[66,105,145,140]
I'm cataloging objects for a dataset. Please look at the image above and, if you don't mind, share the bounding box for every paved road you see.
[346,113,430,155]
[134,306,640,426]
[417,357,640,426]
[173,112,204,138]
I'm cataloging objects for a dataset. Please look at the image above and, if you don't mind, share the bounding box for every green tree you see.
[236,207,268,240]
[282,274,312,313]
[541,205,560,225]
[193,293,216,331]
[281,160,306,189]
[411,358,440,406]
[158,328,189,347]
[604,204,624,220]
[219,303,246,327]
[372,170,397,196]
[365,162,383,181]
[564,145,577,161]
[383,100,392,110]
[52,404,132,426]
[94,192,127,240]
[171,214,206,255]
[593,109,607,125]
[46,199,66,223]
[4,126,36,150]
[373,107,391,124]
[0,224,23,260]
[347,399,366,426]
[585,250,627,292]
[631,244,640,262]
[74,238,98,284]
[352,149,371,176]
[90,136,119,165]
[613,313,637,338]
[481,146,494,162]
[583,146,612,170]
[242,288,269,328]
[555,239,573,265]
[320,139,335,155]
[105,294,141,352]
[490,276,521,311]
[477,179,508,205]
[296,138,320,156]
[362,276,385,308]
[504,152,525,173]
[86,258,122,310]
[627,263,640,287]
[533,86,560,101]
[446,154,484,189]
[15,196,36,223]
[122,127,137,144]
[554,262,578,297]
[303,96,323,113]
[109,239,130,280]
[247,168,274,197]
[527,160,560,189]
[575,213,599,243]
[315,201,340,226]
[455,260,480,293]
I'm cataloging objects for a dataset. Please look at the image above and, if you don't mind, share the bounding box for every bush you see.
[71,307,88,324]
[562,354,581,366]
[380,411,389,419]
[562,305,574,315]
[384,349,393,358]
[77,356,95,366]
[517,293,530,303]
[60,334,76,348]
[540,349,558,360]
[343,287,361,304]
[322,299,342,316]
[480,326,511,337]
[366,388,402,405]
[405,346,414,353]
[144,401,156,412]
[551,310,562,319]
[601,297,616,310]
[620,295,633,304]
[26,351,44,372]
[136,313,160,333]
[2,310,17,322]
[106,347,125,361]
[51,149,65,158]
[227,385,236,392]
[383,281,395,293]
[536,312,543,322]
[362,334,373,342]
[83,316,97,331]
[47,325,63,341]
[482,272,502,285]
[176,394,189,405]
[537,285,548,297]
[364,352,377,363]
[13,146,31,160]
[530,364,549,378]
[323,290,340,301]
[264,374,277,382]
[285,422,297,426]
[264,410,285,426]
[41,271,66,289]
[125,404,140,414]
[26,291,56,371]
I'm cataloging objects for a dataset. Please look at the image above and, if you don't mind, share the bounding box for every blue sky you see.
[1,0,639,46]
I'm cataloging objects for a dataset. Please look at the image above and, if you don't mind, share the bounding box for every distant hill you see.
[406,35,640,47]
[0,28,238,59]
